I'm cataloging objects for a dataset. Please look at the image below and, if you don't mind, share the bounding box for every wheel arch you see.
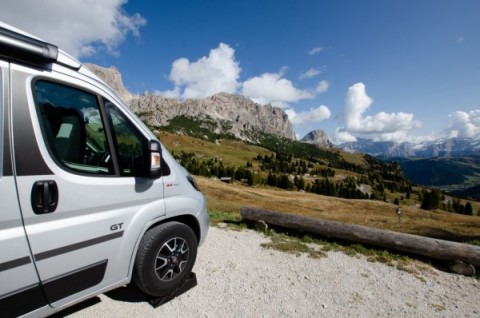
[148,214,201,244]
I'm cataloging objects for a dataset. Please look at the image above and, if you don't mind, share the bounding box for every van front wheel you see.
[133,222,198,297]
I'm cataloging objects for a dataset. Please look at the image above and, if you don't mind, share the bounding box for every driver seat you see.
[54,112,86,164]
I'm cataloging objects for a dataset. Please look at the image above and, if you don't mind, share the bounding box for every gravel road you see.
[61,226,480,318]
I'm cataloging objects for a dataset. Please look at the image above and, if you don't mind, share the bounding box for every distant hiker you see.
[396,205,403,223]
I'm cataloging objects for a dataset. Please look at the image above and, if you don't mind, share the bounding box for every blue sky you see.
[1,0,479,143]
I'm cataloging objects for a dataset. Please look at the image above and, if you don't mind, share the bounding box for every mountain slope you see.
[451,184,480,200]
[399,156,480,189]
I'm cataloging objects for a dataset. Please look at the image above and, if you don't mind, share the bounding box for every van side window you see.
[105,101,147,176]
[35,81,114,175]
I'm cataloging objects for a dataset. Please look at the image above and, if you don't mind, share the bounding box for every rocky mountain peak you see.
[84,63,296,142]
[84,63,133,102]
[301,129,333,148]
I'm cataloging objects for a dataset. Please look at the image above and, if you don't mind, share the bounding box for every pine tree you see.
[421,192,434,210]
[246,170,254,186]
[421,189,441,210]
[267,173,277,187]
[465,202,473,216]
[278,175,292,190]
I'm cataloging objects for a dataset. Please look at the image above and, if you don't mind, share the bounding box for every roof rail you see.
[0,24,58,63]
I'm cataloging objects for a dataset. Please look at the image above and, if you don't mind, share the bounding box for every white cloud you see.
[0,0,146,58]
[167,43,241,99]
[286,105,331,125]
[299,68,320,80]
[445,110,480,139]
[242,72,314,108]
[334,128,358,143]
[299,66,327,80]
[308,47,324,55]
[316,80,329,94]
[339,83,421,142]
[159,44,316,106]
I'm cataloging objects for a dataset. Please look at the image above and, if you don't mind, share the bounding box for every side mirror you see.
[148,140,162,179]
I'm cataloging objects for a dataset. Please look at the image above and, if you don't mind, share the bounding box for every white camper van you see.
[0,22,208,317]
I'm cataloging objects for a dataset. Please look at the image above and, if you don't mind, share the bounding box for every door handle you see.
[31,180,58,214]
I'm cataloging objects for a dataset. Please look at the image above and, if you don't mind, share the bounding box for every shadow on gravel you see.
[104,284,149,303]
[105,272,198,308]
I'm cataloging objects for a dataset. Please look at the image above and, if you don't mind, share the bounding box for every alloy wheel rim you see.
[154,237,190,282]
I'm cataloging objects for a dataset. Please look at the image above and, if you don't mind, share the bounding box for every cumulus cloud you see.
[316,80,329,94]
[334,128,358,143]
[167,43,241,99]
[445,110,480,139]
[0,0,146,58]
[242,72,314,108]
[286,105,331,125]
[159,43,318,105]
[338,83,421,142]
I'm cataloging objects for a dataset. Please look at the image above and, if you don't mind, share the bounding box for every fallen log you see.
[240,206,480,271]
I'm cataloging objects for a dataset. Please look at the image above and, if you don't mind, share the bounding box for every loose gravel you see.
[62,226,480,318]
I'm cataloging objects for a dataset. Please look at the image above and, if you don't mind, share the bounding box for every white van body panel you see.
[0,21,208,317]
[0,178,40,295]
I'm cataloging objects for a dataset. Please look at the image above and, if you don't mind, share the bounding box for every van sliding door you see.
[0,61,49,317]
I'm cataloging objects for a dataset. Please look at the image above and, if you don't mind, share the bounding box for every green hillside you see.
[150,115,478,216]
[158,129,412,204]
[451,184,480,201]
[400,156,480,189]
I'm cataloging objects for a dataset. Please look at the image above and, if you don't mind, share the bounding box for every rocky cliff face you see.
[300,129,333,148]
[84,63,133,102]
[85,64,296,142]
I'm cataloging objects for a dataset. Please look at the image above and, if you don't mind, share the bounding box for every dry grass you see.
[159,131,271,167]
[198,176,480,242]
[157,132,480,241]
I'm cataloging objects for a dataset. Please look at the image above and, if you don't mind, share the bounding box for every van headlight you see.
[186,175,201,192]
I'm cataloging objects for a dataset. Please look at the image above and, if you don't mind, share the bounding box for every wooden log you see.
[240,206,480,267]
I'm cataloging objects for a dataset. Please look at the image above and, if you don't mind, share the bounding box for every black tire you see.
[133,222,198,297]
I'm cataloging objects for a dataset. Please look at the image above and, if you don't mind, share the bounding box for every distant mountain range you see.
[338,137,480,158]
[337,137,480,192]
